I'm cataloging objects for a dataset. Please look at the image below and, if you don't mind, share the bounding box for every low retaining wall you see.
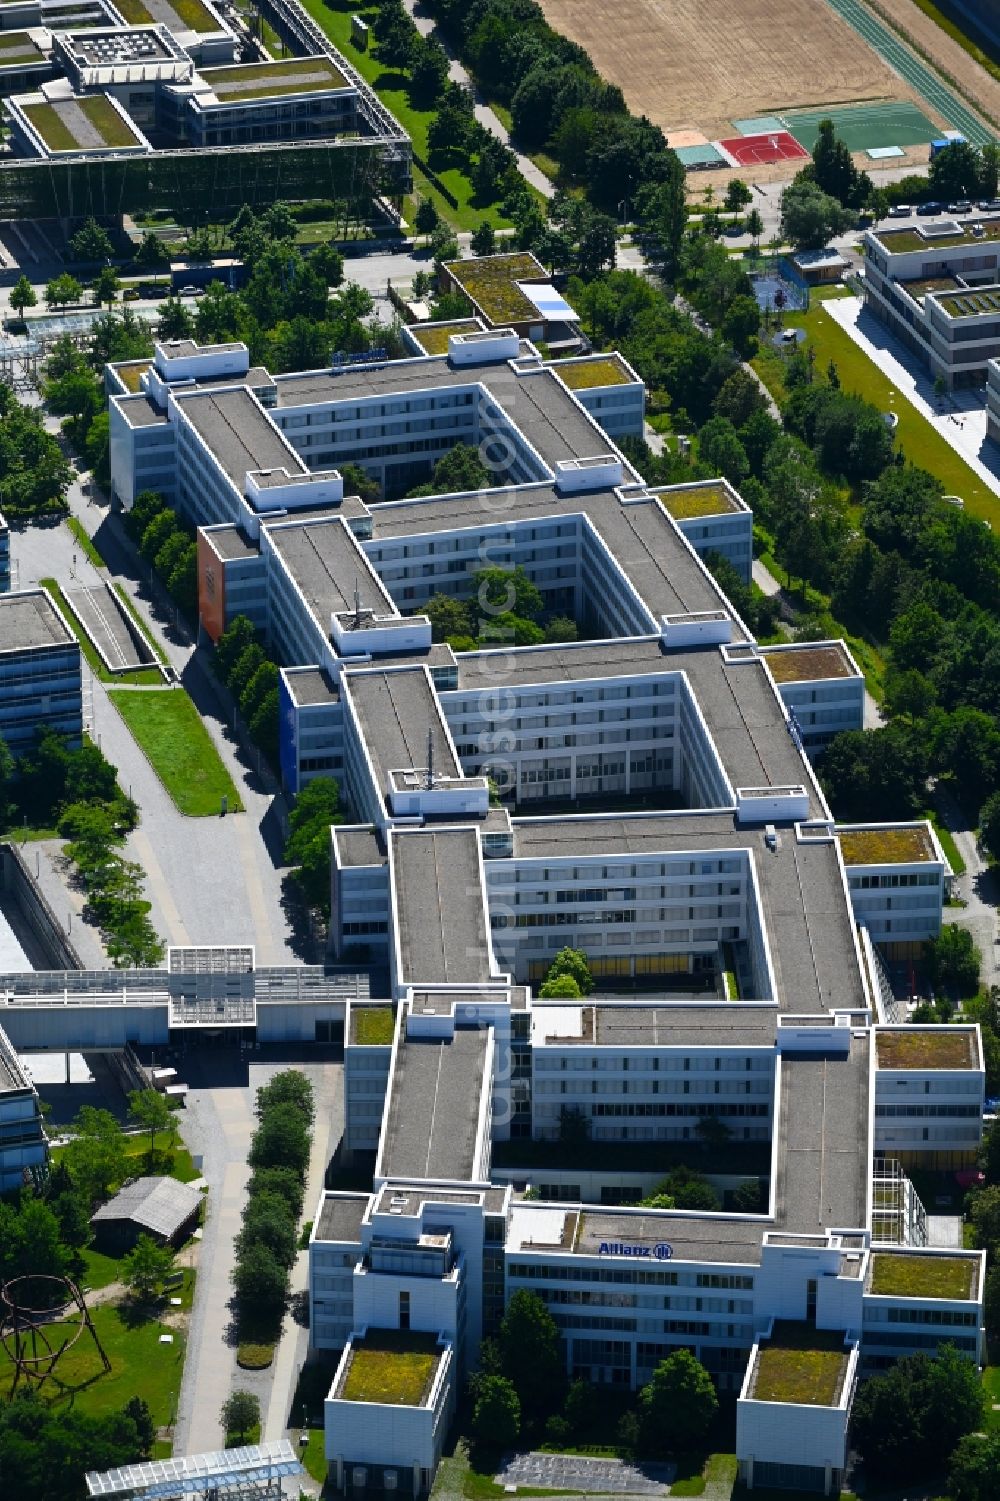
[0,842,82,970]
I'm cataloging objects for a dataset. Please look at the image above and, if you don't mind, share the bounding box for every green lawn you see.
[41,578,163,687]
[107,688,243,816]
[352,1006,394,1045]
[67,516,106,567]
[51,1135,200,1186]
[983,1366,1000,1432]
[869,1252,975,1299]
[0,1298,186,1429]
[296,0,530,232]
[79,1246,125,1291]
[756,305,1000,526]
[924,807,967,875]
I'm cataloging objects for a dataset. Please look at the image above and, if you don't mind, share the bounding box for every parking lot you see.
[495,1452,675,1495]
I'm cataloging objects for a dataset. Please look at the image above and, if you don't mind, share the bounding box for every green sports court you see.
[781,101,939,154]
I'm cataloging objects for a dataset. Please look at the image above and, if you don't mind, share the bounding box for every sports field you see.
[719,130,810,166]
[783,100,939,152]
[536,0,907,139]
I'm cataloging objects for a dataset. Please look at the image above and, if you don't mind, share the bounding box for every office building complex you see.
[0,1020,47,1191]
[0,587,83,754]
[0,0,409,217]
[0,510,10,593]
[70,294,992,1494]
[863,217,1000,389]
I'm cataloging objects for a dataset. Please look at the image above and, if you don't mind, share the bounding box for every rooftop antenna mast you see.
[426,728,434,790]
[353,576,362,630]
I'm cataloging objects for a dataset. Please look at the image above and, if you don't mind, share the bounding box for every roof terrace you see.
[869,1252,978,1300]
[409,319,483,355]
[935,285,1000,317]
[875,1029,977,1069]
[112,0,221,32]
[0,31,45,64]
[350,1005,394,1046]
[900,275,964,303]
[749,1322,850,1407]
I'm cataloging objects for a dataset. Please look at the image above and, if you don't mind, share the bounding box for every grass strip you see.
[41,577,164,686]
[107,687,243,816]
[112,582,170,665]
[66,515,106,567]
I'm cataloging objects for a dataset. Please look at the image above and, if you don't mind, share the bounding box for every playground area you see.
[718,130,810,167]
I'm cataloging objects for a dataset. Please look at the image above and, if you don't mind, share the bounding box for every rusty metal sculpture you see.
[0,1275,110,1394]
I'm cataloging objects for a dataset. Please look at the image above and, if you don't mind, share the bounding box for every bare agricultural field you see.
[537,0,914,139]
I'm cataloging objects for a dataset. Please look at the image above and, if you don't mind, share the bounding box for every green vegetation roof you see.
[875,219,1000,253]
[443,253,545,324]
[115,361,151,393]
[201,55,349,100]
[660,485,739,520]
[876,1029,976,1069]
[935,287,1000,316]
[0,31,45,62]
[339,1331,440,1405]
[556,356,631,390]
[410,320,480,354]
[752,1323,848,1407]
[870,1253,976,1300]
[113,0,219,32]
[765,645,853,683]
[901,275,963,303]
[839,826,934,864]
[351,1006,394,1046]
[23,94,143,152]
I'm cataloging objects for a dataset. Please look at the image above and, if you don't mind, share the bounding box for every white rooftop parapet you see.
[736,785,810,824]
[330,609,431,658]
[448,328,520,366]
[153,339,249,382]
[387,767,490,819]
[660,610,732,647]
[554,455,623,493]
[245,467,343,512]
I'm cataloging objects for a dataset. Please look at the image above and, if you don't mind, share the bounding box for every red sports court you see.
[718,131,810,166]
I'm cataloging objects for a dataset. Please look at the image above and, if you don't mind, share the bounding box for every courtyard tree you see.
[472,1374,521,1448]
[498,1289,564,1418]
[780,180,855,250]
[639,1349,718,1454]
[121,1232,176,1300]
[851,1345,983,1482]
[128,1088,178,1160]
[10,274,36,320]
[221,1390,260,1444]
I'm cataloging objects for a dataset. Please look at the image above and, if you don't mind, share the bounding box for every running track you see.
[825,0,994,147]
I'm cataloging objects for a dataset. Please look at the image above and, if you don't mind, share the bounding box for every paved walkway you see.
[936,788,1000,993]
[13,491,300,965]
[401,0,554,199]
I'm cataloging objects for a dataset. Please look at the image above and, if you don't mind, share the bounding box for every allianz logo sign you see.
[598,1242,674,1260]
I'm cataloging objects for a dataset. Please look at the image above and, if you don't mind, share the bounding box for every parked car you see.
[888,203,912,217]
[918,201,942,215]
[177,284,204,297]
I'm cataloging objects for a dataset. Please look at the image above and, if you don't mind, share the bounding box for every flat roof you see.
[750,1322,849,1406]
[764,645,855,683]
[316,1192,368,1243]
[874,217,1000,252]
[337,1330,442,1406]
[657,484,741,520]
[283,666,339,706]
[199,55,349,101]
[409,319,483,354]
[442,252,547,324]
[0,30,45,63]
[268,517,393,626]
[174,387,303,493]
[876,1029,977,1069]
[380,1027,489,1181]
[346,666,460,802]
[391,827,495,985]
[936,285,1000,316]
[572,1208,764,1266]
[115,394,169,428]
[334,827,386,867]
[67,27,174,66]
[868,1251,978,1299]
[201,525,259,561]
[776,1035,870,1234]
[0,590,75,652]
[451,637,821,817]
[508,813,863,1014]
[111,0,221,33]
[275,357,613,473]
[554,356,634,391]
[21,93,145,152]
[531,1002,777,1049]
[838,825,935,865]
